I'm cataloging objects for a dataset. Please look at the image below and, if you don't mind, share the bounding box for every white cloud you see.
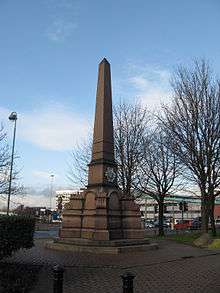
[9,185,72,209]
[116,62,172,107]
[45,0,79,42]
[19,104,89,151]
[46,20,77,42]
[0,185,64,209]
[0,104,90,151]
[20,194,50,208]
[32,170,58,179]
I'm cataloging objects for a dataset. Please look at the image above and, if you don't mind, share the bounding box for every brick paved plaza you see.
[1,237,220,293]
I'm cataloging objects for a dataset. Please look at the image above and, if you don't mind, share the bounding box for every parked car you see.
[215,218,220,228]
[174,220,192,230]
[164,220,171,228]
[145,220,154,229]
[154,220,169,228]
[191,217,202,230]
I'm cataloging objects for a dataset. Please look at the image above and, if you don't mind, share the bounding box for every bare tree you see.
[137,129,183,236]
[0,124,24,208]
[161,60,220,235]
[0,125,11,195]
[114,101,149,196]
[68,101,150,196]
[67,137,92,187]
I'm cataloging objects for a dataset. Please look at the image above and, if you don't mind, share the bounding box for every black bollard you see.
[121,272,135,293]
[53,264,64,293]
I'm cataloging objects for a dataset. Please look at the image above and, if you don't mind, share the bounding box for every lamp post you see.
[50,174,55,210]
[7,112,17,215]
[48,174,55,223]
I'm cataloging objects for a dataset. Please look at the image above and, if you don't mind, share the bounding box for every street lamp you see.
[7,112,18,215]
[50,174,55,210]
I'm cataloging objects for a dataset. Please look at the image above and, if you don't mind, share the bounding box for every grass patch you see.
[167,232,201,244]
[146,235,165,240]
[208,239,220,249]
[147,229,220,246]
[147,231,201,244]
[215,231,220,238]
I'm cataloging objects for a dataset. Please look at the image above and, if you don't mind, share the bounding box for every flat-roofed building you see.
[55,189,84,211]
[136,194,220,222]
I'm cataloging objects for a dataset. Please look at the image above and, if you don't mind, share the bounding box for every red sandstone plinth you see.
[59,187,144,242]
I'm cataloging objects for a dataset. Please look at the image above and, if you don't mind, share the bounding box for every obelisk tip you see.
[100,58,109,64]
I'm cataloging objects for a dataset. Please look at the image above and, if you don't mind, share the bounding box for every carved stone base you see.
[59,187,144,242]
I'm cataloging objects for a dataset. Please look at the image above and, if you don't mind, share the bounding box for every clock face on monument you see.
[105,167,116,183]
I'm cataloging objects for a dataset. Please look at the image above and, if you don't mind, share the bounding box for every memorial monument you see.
[47,58,157,253]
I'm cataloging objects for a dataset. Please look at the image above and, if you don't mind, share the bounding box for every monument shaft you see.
[59,58,144,242]
[88,58,117,187]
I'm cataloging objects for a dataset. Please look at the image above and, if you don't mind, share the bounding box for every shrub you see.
[208,239,220,249]
[0,215,35,259]
[0,263,41,293]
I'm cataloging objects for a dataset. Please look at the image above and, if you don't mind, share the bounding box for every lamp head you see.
[9,112,17,121]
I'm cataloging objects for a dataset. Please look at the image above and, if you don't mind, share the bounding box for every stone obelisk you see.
[88,58,117,188]
[59,58,144,243]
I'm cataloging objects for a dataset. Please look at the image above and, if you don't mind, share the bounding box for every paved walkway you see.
[2,238,220,292]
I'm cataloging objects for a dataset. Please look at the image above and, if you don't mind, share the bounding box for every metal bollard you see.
[121,272,135,293]
[53,264,64,293]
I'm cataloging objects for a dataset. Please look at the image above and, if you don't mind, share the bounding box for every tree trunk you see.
[158,200,164,236]
[209,197,216,237]
[201,196,209,233]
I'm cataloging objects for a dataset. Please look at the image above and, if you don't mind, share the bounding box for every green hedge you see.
[0,215,35,259]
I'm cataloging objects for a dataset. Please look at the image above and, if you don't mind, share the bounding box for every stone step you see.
[54,237,150,247]
[45,240,158,254]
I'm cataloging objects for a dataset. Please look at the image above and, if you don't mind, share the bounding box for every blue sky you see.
[1,0,220,206]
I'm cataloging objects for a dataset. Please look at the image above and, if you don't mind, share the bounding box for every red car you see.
[174,220,192,230]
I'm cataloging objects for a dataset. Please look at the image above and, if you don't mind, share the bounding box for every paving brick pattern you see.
[2,238,220,293]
